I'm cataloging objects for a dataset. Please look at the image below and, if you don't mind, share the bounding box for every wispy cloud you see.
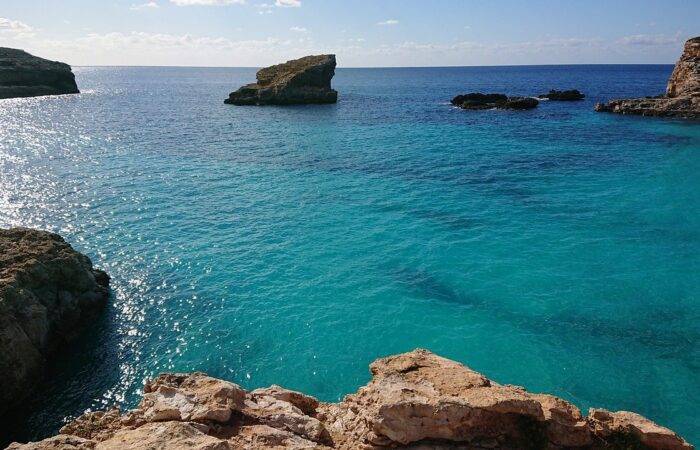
[619,33,682,46]
[377,19,399,26]
[170,0,245,5]
[0,17,34,38]
[130,2,160,10]
[275,0,301,7]
[289,26,309,33]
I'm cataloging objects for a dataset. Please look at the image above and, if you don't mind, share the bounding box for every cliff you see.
[0,48,79,99]
[0,228,109,418]
[8,349,692,450]
[596,37,700,118]
[225,55,338,105]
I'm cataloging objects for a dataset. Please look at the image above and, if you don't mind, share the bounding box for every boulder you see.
[451,93,539,110]
[0,228,109,418]
[0,48,79,99]
[539,89,585,101]
[225,54,337,105]
[8,350,694,450]
[596,37,700,118]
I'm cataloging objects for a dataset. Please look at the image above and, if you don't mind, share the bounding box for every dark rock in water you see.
[451,92,538,110]
[596,37,700,119]
[539,89,585,101]
[0,47,79,99]
[0,228,109,417]
[225,54,338,105]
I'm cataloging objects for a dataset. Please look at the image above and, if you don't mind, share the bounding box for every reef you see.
[0,228,109,418]
[225,54,338,105]
[595,37,700,118]
[539,89,585,101]
[0,48,79,99]
[451,93,539,110]
[8,349,693,450]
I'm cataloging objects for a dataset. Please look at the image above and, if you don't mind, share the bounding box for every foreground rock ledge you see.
[596,36,700,118]
[0,48,79,99]
[0,228,109,417]
[225,54,338,105]
[9,350,692,450]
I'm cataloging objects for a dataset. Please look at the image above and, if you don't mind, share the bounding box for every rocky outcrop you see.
[0,48,79,99]
[451,93,539,110]
[539,89,585,101]
[225,55,337,105]
[0,228,109,418]
[596,37,700,118]
[9,350,692,450]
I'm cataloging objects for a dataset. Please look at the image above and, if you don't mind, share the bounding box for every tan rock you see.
[9,350,694,450]
[140,372,246,423]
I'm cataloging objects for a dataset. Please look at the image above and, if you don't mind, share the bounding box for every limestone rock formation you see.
[9,350,693,450]
[0,228,109,418]
[539,89,585,101]
[596,37,700,118]
[451,93,539,110]
[0,48,79,99]
[225,54,337,105]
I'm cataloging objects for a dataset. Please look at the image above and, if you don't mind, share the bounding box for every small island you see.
[225,54,338,106]
[0,48,79,99]
[595,36,700,118]
[451,93,539,110]
[539,89,585,101]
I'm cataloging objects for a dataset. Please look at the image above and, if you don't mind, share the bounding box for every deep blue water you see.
[1,65,699,445]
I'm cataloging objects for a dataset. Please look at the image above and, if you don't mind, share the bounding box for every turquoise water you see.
[0,65,699,445]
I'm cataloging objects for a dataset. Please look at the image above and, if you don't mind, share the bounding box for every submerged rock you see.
[225,54,338,105]
[0,48,79,99]
[0,228,109,418]
[451,92,539,110]
[596,37,700,118]
[539,89,585,101]
[10,349,693,449]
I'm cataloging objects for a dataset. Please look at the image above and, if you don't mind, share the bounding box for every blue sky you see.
[1,0,698,67]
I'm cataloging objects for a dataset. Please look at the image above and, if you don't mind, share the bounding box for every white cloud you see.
[377,19,399,26]
[0,17,34,38]
[619,33,681,46]
[130,2,159,10]
[170,0,245,5]
[275,0,301,7]
[289,26,308,33]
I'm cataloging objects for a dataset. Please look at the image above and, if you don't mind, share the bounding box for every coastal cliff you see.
[225,54,338,105]
[0,228,109,418]
[0,48,79,99]
[596,37,700,118]
[8,349,693,450]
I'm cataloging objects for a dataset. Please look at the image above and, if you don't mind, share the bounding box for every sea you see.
[0,65,698,446]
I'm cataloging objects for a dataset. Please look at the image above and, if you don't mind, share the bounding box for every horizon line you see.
[73,62,677,69]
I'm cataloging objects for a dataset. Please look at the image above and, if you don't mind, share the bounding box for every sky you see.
[1,0,698,67]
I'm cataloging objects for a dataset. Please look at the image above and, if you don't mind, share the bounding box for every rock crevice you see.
[9,349,693,450]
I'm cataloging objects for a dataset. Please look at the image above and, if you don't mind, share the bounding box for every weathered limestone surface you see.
[0,228,109,417]
[0,48,79,99]
[8,350,693,450]
[596,37,700,118]
[225,54,337,105]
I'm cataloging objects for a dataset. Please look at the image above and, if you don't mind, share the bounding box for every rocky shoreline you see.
[6,348,693,449]
[0,228,109,419]
[596,37,700,118]
[0,48,79,99]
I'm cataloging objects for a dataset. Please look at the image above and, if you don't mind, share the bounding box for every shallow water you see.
[0,65,699,445]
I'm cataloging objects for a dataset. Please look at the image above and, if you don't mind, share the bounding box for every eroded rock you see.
[225,55,337,105]
[0,48,79,99]
[451,93,539,110]
[0,228,109,418]
[7,350,693,450]
[596,37,700,118]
